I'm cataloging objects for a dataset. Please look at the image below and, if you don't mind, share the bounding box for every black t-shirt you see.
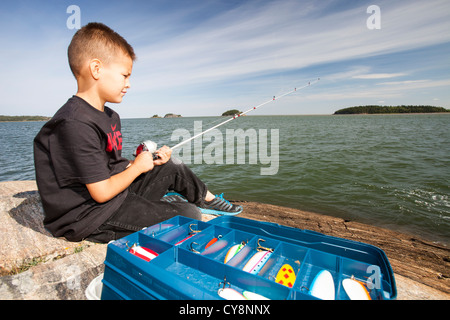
[33,96,129,241]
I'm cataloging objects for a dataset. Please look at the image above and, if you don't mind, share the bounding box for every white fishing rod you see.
[134,78,320,157]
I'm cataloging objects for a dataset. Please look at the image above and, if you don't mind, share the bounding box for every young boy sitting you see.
[33,22,242,243]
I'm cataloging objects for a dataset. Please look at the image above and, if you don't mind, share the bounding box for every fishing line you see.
[170,78,320,150]
[134,78,320,157]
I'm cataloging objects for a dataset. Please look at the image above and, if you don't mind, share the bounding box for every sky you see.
[1,0,449,118]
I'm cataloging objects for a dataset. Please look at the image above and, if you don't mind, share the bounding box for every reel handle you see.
[133,140,159,160]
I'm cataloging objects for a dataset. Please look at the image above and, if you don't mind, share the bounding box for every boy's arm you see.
[86,151,154,203]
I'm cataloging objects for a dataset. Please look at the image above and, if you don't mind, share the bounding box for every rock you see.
[0,181,106,299]
[1,181,449,300]
[394,274,449,300]
[0,181,100,275]
[0,244,105,300]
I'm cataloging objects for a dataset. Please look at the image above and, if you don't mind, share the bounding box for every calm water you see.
[1,114,449,245]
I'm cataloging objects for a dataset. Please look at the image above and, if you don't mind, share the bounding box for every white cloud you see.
[353,73,407,79]
[297,78,450,106]
[377,79,429,86]
[132,0,450,93]
[377,79,450,88]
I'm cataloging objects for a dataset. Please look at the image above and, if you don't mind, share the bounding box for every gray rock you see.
[0,181,106,299]
[0,244,105,300]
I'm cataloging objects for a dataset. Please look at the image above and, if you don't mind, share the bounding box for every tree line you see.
[334,105,449,115]
[0,115,51,122]
[222,109,243,116]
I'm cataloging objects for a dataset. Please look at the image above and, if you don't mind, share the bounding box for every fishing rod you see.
[134,78,320,158]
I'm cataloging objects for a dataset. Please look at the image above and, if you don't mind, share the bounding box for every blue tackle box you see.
[101,215,396,300]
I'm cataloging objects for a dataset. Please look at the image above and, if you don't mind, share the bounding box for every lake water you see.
[1,114,448,245]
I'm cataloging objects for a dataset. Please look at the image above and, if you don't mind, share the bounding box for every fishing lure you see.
[242,291,270,300]
[242,239,273,274]
[217,277,246,300]
[342,276,372,300]
[217,277,271,300]
[224,241,246,263]
[218,288,247,300]
[243,251,272,274]
[205,235,222,249]
[127,243,159,262]
[188,236,224,254]
[309,270,335,300]
[201,239,228,256]
[275,264,296,288]
[174,224,201,246]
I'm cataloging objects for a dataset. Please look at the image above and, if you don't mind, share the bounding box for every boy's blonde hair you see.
[68,22,136,77]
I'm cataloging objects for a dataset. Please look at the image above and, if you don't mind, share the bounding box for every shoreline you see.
[119,113,450,119]
[332,112,450,116]
[251,201,449,248]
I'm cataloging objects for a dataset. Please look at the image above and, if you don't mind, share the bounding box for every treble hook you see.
[189,242,200,254]
[189,223,201,234]
[257,239,273,252]
[125,241,138,252]
[219,276,231,289]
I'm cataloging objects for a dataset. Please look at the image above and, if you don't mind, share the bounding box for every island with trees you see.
[163,113,182,118]
[334,105,449,115]
[222,109,243,116]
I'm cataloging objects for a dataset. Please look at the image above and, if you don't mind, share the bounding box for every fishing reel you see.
[133,140,159,160]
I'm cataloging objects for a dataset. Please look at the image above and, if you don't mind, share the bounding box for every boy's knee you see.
[167,157,187,171]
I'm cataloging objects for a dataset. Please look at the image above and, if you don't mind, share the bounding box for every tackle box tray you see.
[101,215,396,300]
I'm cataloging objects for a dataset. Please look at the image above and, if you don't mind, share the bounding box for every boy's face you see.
[98,52,133,104]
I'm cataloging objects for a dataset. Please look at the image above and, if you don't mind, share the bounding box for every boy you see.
[33,22,242,243]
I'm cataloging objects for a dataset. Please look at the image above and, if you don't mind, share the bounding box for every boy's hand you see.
[87,151,154,203]
[153,145,172,166]
[133,151,155,173]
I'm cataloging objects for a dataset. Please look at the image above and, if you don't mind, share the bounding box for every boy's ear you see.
[88,59,102,80]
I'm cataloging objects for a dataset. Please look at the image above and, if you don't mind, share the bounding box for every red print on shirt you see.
[106,124,122,152]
